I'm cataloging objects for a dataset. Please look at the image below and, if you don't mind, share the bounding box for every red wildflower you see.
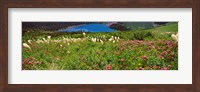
[161,51,167,55]
[142,56,148,60]
[167,49,171,53]
[105,65,111,70]
[168,55,172,59]
[159,55,164,59]
[157,47,161,50]
[161,67,168,70]
[168,64,172,68]
[28,61,33,65]
[163,68,168,70]
[120,47,125,51]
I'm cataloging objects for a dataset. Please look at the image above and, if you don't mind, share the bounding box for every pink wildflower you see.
[105,65,111,70]
[142,56,148,60]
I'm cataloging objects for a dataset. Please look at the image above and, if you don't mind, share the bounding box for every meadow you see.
[22,23,178,70]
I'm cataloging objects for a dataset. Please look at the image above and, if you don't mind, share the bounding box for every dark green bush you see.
[133,31,154,40]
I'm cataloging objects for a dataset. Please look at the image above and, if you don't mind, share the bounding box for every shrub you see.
[133,31,153,40]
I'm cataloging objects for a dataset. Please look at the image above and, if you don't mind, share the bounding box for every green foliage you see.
[133,31,153,40]
[146,56,162,66]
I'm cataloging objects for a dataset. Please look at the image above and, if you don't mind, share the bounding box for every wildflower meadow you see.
[22,23,178,70]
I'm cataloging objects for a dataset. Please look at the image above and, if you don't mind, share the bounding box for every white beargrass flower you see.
[47,36,51,39]
[100,39,104,44]
[83,32,86,37]
[109,38,113,41]
[166,32,171,34]
[28,40,32,44]
[91,38,96,42]
[42,38,46,41]
[77,38,81,41]
[67,51,70,53]
[42,38,48,43]
[114,37,117,40]
[96,39,100,42]
[73,39,77,42]
[171,34,178,42]
[108,36,114,41]
[23,43,31,50]
[116,37,120,42]
[108,38,112,41]
[36,40,43,43]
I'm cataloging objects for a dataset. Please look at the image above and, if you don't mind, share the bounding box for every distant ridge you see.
[22,22,169,31]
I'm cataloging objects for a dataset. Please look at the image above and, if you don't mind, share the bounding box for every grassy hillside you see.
[148,23,178,32]
[122,22,154,30]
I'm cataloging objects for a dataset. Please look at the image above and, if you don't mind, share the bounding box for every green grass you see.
[22,23,178,70]
[148,23,178,32]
